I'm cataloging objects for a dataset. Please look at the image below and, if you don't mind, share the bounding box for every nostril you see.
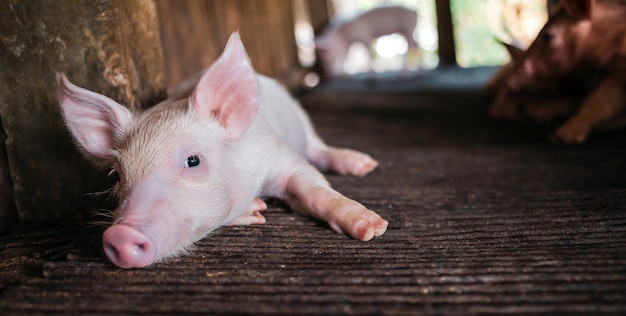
[129,242,150,258]
[102,225,157,269]
[103,241,120,262]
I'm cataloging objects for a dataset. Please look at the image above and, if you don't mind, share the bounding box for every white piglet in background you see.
[58,32,388,269]
[315,5,419,77]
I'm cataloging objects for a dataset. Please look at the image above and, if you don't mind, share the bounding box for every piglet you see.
[58,32,388,268]
[315,5,418,77]
[505,0,626,143]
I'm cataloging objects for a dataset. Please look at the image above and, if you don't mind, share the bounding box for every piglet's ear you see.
[562,0,594,20]
[505,43,525,60]
[191,32,260,141]
[57,74,132,160]
[494,37,525,63]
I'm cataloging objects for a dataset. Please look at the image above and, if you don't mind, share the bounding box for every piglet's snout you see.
[103,224,156,268]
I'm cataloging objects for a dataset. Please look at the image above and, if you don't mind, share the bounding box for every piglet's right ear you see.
[191,32,260,141]
[57,74,132,160]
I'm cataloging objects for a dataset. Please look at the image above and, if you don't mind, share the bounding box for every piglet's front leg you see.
[285,166,388,241]
[554,78,626,143]
[525,96,577,122]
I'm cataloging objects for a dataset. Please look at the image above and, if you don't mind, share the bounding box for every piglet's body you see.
[59,32,387,268]
[315,5,418,77]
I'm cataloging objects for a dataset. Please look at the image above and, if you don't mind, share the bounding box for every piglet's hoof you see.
[325,148,379,177]
[553,121,590,144]
[325,196,388,241]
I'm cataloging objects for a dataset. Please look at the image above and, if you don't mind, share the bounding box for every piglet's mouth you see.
[102,224,157,268]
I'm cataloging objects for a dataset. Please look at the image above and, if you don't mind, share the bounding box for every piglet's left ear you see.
[192,32,260,140]
[562,0,594,20]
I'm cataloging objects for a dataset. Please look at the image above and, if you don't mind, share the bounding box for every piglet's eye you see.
[542,30,555,44]
[185,155,200,168]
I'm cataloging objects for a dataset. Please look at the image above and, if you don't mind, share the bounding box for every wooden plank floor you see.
[2,67,626,315]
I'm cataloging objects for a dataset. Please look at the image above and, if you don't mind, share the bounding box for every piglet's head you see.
[506,0,594,91]
[58,32,260,268]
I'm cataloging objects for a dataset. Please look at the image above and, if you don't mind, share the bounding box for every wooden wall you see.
[0,0,165,231]
[0,0,315,233]
[0,121,17,234]
[156,0,301,93]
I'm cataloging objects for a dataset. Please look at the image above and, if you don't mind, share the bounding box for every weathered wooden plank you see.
[157,0,300,93]
[155,0,221,95]
[0,0,165,223]
[0,120,17,234]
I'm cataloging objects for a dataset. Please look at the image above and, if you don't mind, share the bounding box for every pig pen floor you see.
[2,66,626,315]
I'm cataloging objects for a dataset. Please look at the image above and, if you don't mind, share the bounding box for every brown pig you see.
[505,0,626,143]
[486,38,580,121]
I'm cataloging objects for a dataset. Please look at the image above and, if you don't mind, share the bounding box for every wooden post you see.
[0,0,165,223]
[303,0,332,80]
[435,0,457,67]
[305,0,332,36]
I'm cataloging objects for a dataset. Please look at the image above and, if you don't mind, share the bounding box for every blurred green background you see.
[328,0,547,71]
